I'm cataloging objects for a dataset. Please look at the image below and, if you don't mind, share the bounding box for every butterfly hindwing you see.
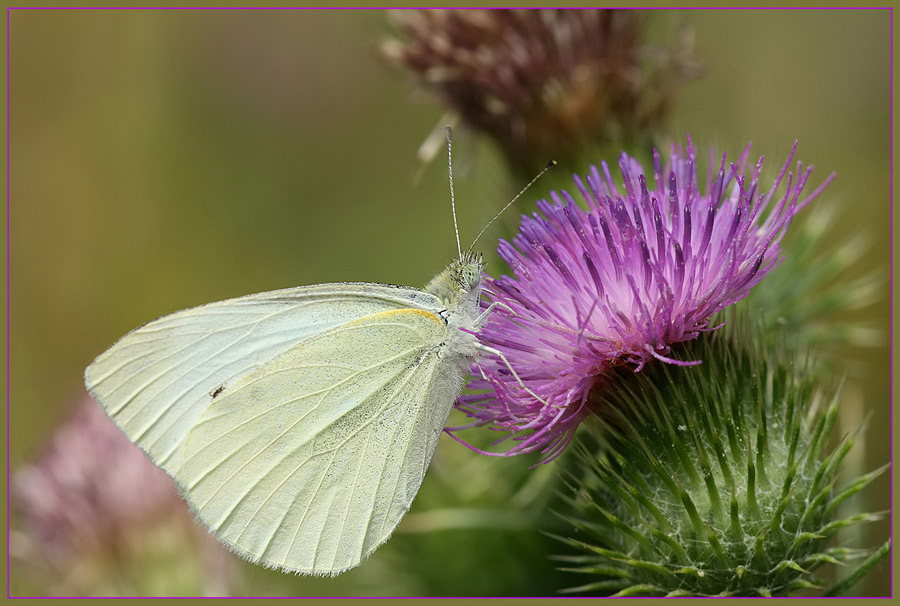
[177,308,456,574]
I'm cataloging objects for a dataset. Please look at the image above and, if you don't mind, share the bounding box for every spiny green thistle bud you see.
[554,320,885,596]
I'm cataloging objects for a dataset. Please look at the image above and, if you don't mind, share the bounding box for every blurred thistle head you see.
[452,137,834,461]
[12,397,234,595]
[382,9,701,177]
[555,319,886,596]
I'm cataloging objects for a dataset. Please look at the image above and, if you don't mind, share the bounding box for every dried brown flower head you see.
[383,9,701,176]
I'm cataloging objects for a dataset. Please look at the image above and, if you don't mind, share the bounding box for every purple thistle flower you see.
[12,396,236,595]
[450,137,833,462]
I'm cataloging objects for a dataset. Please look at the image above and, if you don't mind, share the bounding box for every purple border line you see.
[3,5,895,600]
[3,6,896,10]
[889,9,895,597]
[6,5,10,600]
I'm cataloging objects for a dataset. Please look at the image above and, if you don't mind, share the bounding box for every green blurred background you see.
[9,9,891,596]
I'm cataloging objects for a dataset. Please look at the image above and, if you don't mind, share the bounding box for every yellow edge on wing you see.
[346,307,445,327]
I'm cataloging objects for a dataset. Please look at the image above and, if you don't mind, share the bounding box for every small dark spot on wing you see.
[210,385,225,399]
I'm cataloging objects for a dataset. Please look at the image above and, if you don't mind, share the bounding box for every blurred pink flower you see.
[12,395,235,596]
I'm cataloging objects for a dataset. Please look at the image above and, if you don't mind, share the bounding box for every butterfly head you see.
[425,251,485,307]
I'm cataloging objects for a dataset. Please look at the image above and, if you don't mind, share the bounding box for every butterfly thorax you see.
[424,251,485,308]
[425,250,485,362]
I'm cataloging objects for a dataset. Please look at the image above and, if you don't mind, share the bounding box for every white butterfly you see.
[84,128,550,576]
[84,250,490,576]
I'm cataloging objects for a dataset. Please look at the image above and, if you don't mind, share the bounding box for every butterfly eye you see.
[464,268,480,288]
[455,266,480,290]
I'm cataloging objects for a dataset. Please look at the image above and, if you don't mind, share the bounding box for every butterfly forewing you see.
[178,308,455,574]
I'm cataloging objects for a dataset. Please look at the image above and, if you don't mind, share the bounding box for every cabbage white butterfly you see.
[85,251,488,576]
[84,130,552,576]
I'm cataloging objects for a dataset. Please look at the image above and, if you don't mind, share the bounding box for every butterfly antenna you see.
[445,126,463,260]
[467,159,557,253]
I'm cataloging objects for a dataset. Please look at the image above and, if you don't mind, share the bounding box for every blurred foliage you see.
[744,198,886,374]
[9,8,891,596]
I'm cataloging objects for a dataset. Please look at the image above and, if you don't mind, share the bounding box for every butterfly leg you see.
[474,359,490,381]
[472,301,548,405]
[475,343,549,406]
[473,301,516,329]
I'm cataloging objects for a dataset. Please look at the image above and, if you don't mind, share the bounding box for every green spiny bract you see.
[553,321,883,597]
